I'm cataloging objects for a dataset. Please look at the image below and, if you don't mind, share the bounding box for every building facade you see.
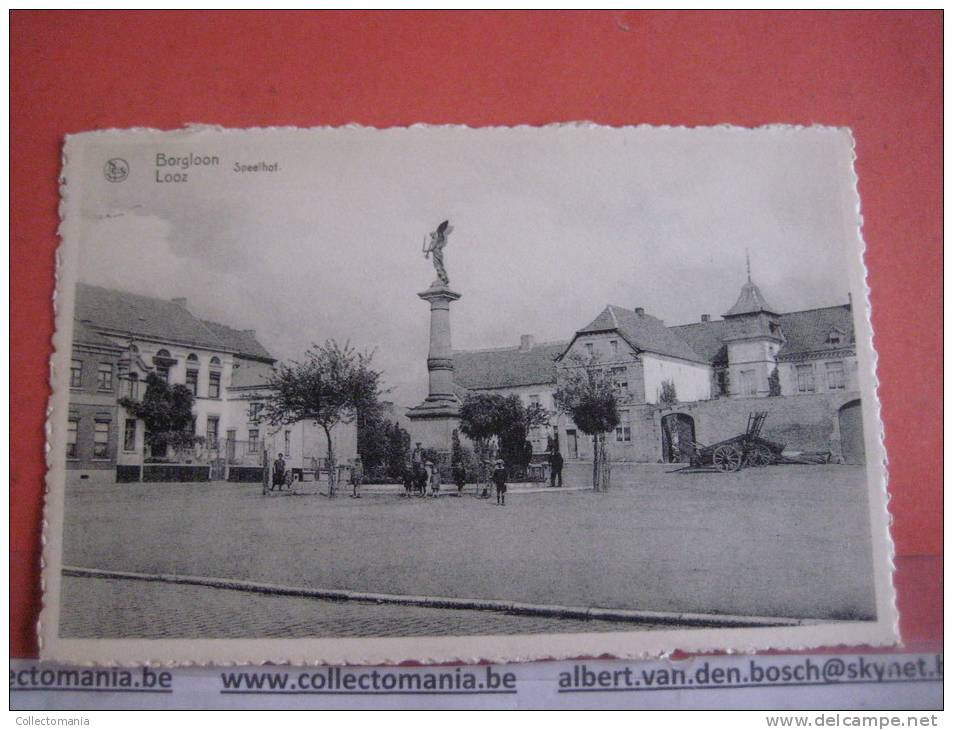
[66,283,357,483]
[451,275,864,466]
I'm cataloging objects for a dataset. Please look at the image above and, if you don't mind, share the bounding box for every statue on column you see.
[423,220,453,287]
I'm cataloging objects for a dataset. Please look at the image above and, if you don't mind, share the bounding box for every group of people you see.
[270,441,565,506]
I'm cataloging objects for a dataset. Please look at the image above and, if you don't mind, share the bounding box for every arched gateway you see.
[661,413,696,463]
[838,399,865,465]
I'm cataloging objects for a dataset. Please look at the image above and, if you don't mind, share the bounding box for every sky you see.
[73,124,862,407]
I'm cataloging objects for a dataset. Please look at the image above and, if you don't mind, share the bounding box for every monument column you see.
[422,285,462,400]
[406,220,464,453]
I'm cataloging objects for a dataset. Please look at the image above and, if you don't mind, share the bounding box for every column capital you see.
[417,285,462,304]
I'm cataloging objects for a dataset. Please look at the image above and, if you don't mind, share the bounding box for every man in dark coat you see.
[549,449,564,488]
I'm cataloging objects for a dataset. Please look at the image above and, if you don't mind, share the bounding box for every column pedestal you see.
[407,284,462,452]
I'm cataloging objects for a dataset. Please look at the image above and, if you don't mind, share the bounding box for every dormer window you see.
[826,327,845,346]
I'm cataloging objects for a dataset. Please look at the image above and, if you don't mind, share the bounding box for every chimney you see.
[634,307,645,317]
[519,334,535,352]
[701,314,710,322]
[171,297,188,309]
[847,292,852,311]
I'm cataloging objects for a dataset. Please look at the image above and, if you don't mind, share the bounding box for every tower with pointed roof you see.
[721,257,784,398]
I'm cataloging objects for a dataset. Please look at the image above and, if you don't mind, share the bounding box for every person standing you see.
[549,449,564,488]
[426,460,441,497]
[492,459,508,506]
[452,462,466,496]
[350,456,364,498]
[272,453,286,492]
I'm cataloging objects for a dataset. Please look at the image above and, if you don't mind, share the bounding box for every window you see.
[208,371,221,399]
[190,416,197,435]
[615,411,631,442]
[70,359,83,388]
[826,328,844,345]
[740,369,757,397]
[528,394,540,407]
[97,363,114,391]
[93,420,110,459]
[206,416,220,445]
[210,356,221,366]
[284,430,291,457]
[187,353,198,363]
[610,340,619,357]
[128,343,138,354]
[248,429,259,453]
[127,372,140,399]
[249,402,263,422]
[123,419,137,451]
[66,419,79,459]
[585,343,594,357]
[796,364,815,393]
[826,361,845,390]
[185,369,198,395]
[155,350,171,382]
[611,366,628,394]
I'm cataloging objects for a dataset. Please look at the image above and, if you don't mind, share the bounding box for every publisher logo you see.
[104,158,129,183]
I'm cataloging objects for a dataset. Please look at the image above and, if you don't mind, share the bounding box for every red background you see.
[10,10,942,657]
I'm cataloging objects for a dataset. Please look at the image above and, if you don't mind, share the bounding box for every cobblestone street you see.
[60,576,666,638]
[60,464,877,638]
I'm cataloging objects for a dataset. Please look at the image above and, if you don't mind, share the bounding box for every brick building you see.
[66,283,356,483]
[451,274,865,465]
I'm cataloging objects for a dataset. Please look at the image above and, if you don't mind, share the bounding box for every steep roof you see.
[725,280,777,316]
[72,318,122,351]
[776,305,855,359]
[200,319,274,362]
[575,305,708,364]
[75,283,273,361]
[453,340,566,390]
[670,319,729,366]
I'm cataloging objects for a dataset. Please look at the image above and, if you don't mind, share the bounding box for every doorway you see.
[838,400,865,465]
[566,429,578,459]
[661,413,696,463]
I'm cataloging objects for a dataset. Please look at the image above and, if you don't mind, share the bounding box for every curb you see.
[62,565,817,629]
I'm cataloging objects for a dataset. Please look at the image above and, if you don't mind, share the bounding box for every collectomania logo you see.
[103,158,129,182]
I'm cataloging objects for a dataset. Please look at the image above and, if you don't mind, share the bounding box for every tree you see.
[659,379,678,407]
[119,372,198,461]
[357,413,410,480]
[553,357,620,491]
[458,392,549,481]
[768,366,782,396]
[260,340,385,496]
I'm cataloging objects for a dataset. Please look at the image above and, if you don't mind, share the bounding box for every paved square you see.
[60,463,876,637]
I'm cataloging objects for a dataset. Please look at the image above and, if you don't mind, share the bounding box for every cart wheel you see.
[746,444,773,467]
[713,445,743,472]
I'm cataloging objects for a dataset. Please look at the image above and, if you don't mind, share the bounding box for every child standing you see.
[492,459,508,506]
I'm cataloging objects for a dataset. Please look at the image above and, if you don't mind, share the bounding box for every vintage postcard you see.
[41,124,896,665]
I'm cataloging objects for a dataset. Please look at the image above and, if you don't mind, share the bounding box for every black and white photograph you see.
[41,124,896,665]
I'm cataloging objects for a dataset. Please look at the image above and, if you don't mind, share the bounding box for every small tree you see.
[458,392,549,481]
[768,366,782,396]
[119,372,199,461]
[260,340,385,496]
[659,379,678,407]
[553,357,620,491]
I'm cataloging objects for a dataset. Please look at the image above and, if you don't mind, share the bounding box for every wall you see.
[778,355,859,397]
[654,391,863,463]
[725,339,781,397]
[641,353,712,404]
[67,345,120,472]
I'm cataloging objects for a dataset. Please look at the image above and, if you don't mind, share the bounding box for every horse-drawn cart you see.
[676,411,786,473]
